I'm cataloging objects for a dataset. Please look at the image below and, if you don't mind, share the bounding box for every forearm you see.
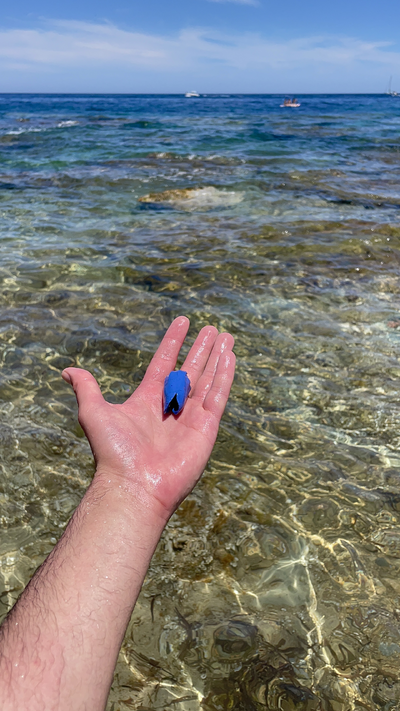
[0,473,167,711]
[0,317,235,710]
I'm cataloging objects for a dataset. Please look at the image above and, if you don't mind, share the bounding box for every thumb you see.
[62,367,104,413]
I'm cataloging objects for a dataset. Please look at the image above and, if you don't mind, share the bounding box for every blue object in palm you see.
[163,370,191,415]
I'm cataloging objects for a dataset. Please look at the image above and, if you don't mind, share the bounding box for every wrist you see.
[90,466,171,531]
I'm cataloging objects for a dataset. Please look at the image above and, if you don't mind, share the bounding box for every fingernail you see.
[62,370,72,384]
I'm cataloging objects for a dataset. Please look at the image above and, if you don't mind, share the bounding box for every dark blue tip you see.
[163,370,191,415]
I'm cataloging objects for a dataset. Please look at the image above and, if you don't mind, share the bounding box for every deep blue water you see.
[2,93,400,236]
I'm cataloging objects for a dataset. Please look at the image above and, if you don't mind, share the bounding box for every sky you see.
[1,0,400,93]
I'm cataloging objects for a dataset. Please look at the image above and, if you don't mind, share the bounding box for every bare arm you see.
[0,316,235,711]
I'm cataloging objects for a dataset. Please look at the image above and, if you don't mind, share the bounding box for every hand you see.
[62,317,235,518]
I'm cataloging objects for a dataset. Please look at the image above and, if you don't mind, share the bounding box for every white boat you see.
[386,77,400,97]
[185,91,200,98]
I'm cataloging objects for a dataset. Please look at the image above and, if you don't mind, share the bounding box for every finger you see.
[191,332,235,402]
[181,325,218,390]
[203,350,236,421]
[142,316,190,386]
[62,368,104,413]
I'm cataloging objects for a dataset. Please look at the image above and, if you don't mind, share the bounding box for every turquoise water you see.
[2,94,400,709]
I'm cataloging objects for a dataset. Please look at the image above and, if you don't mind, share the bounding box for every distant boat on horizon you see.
[386,77,400,97]
[280,97,301,108]
[185,91,200,98]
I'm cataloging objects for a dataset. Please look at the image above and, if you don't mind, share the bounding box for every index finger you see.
[141,316,190,386]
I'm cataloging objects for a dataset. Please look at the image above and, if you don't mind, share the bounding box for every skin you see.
[0,316,235,711]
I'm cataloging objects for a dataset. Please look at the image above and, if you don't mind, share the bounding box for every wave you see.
[1,120,79,138]
[144,152,244,166]
[4,127,47,136]
[57,120,79,128]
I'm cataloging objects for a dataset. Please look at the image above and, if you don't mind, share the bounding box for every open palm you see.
[62,317,235,517]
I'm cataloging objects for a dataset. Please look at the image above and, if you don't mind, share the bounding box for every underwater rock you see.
[138,186,244,211]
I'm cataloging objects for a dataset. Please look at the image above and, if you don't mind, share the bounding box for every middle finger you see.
[181,325,219,390]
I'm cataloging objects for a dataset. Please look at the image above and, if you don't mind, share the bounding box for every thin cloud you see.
[0,21,398,91]
[0,22,395,68]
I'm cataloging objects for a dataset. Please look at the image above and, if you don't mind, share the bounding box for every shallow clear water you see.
[2,93,400,709]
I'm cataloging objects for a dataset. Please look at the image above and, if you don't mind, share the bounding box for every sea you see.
[1,93,400,709]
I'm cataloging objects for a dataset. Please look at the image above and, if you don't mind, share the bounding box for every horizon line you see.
[0,92,391,96]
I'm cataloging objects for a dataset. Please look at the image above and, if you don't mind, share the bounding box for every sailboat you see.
[386,77,399,97]
[185,91,200,98]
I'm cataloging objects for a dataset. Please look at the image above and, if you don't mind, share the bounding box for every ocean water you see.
[2,93,400,709]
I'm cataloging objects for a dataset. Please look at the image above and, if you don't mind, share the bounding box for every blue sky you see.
[1,0,400,93]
